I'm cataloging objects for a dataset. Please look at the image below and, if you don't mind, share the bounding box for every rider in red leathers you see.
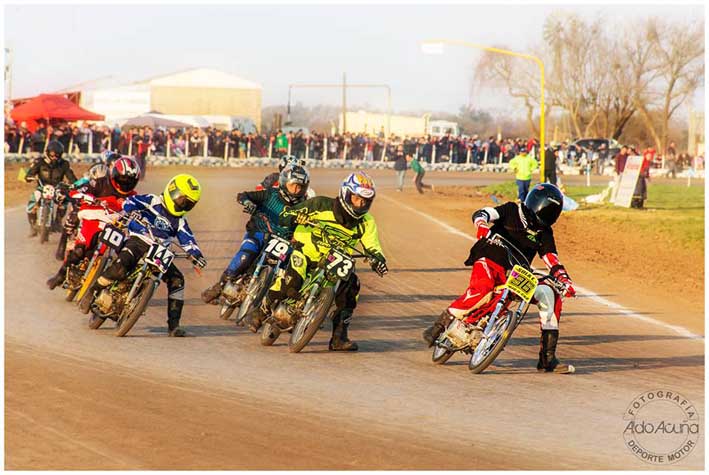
[423,183,576,373]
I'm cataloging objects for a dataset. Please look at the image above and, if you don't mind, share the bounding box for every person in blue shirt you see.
[80,174,207,337]
[201,163,310,304]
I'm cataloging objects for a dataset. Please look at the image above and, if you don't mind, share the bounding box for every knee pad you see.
[535,284,559,330]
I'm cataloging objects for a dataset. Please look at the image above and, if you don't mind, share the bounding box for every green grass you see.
[480,181,705,249]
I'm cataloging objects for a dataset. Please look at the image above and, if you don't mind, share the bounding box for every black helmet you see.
[278,164,310,204]
[523,183,564,227]
[45,140,64,161]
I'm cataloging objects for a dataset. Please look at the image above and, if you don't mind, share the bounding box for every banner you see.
[613,155,643,208]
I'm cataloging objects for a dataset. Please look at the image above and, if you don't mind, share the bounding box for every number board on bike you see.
[145,243,175,273]
[99,225,125,250]
[325,249,354,279]
[505,265,538,302]
[264,235,291,261]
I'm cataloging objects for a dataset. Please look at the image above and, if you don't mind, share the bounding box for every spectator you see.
[393,145,407,192]
[408,152,433,194]
[614,145,629,175]
[508,146,538,201]
[665,141,678,179]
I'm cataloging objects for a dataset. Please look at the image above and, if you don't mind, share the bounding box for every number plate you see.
[145,243,175,273]
[325,249,354,279]
[42,185,55,200]
[505,265,538,302]
[264,235,291,261]
[99,225,125,250]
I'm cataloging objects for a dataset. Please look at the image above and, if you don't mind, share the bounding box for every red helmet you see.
[110,157,140,195]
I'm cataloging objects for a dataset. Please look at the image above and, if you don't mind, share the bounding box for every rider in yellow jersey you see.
[246,171,388,351]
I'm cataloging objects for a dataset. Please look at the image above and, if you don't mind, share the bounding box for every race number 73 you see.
[326,250,354,279]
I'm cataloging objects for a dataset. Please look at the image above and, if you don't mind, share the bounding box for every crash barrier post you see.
[586,162,591,187]
[498,152,502,165]
[449,144,453,162]
[414,144,419,160]
[305,143,309,160]
[128,134,133,156]
[167,136,171,158]
[19,136,25,155]
[288,142,292,156]
[323,138,328,161]
[483,148,488,165]
[344,144,348,160]
[43,135,49,153]
[107,136,112,152]
[224,141,228,161]
[380,141,387,161]
[88,133,92,155]
[466,147,471,164]
[184,138,189,158]
[203,136,208,158]
[268,141,273,159]
[432,145,436,164]
[247,139,251,158]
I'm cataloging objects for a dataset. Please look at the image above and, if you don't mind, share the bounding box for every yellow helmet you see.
[163,174,202,216]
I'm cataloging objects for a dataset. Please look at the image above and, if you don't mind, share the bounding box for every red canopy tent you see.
[9,94,104,132]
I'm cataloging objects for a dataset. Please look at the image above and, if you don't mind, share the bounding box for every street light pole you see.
[421,39,546,180]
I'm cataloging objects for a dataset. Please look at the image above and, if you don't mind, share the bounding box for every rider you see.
[422,183,576,373]
[55,151,125,261]
[201,163,311,304]
[246,171,388,351]
[25,140,78,236]
[80,174,207,337]
[46,156,141,290]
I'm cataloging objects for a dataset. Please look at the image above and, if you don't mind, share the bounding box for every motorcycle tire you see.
[39,205,50,244]
[88,313,107,330]
[76,255,107,311]
[288,287,336,354]
[219,303,237,321]
[260,321,281,346]
[432,338,456,365]
[236,266,272,324]
[468,310,516,374]
[115,279,158,337]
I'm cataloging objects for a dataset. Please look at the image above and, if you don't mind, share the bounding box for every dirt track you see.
[5,167,704,469]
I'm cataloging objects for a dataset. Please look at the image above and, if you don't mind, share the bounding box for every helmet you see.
[278,164,310,204]
[110,157,140,195]
[162,174,202,216]
[45,140,64,161]
[101,150,122,167]
[278,155,305,172]
[523,183,564,227]
[338,171,376,219]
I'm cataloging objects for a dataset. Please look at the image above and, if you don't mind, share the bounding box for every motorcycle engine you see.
[94,289,114,314]
[272,302,297,326]
[446,319,473,347]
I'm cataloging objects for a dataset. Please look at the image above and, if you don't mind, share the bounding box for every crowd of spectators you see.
[4,119,703,176]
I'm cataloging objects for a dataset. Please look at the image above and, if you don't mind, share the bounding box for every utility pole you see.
[342,72,347,134]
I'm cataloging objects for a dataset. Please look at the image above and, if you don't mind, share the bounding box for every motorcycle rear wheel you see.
[88,313,107,330]
[260,321,281,346]
[432,338,456,365]
[288,287,335,353]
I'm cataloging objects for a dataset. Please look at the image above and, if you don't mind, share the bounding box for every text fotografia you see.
[622,389,700,465]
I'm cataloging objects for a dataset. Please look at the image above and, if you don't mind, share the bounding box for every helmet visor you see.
[169,188,197,212]
[114,174,138,193]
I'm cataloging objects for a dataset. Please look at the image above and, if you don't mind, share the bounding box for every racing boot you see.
[46,266,67,290]
[167,298,187,337]
[201,272,231,304]
[27,212,38,237]
[537,329,575,374]
[423,311,453,347]
[329,309,358,351]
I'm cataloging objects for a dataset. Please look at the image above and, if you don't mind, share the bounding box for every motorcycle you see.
[431,233,570,374]
[260,218,384,353]
[65,204,132,305]
[216,213,292,323]
[28,178,69,244]
[84,215,202,336]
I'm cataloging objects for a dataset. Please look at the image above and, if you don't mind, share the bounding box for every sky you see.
[4,3,705,116]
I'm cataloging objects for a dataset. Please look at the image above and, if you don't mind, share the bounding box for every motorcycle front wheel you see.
[288,287,335,353]
[115,278,158,337]
[468,309,516,374]
[236,266,272,324]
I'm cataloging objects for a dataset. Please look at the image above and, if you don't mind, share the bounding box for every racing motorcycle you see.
[84,215,202,336]
[28,177,69,244]
[260,218,384,353]
[218,213,293,323]
[66,205,132,305]
[431,234,570,374]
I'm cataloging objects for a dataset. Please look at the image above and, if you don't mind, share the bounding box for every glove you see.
[370,255,388,276]
[476,222,490,240]
[553,268,576,298]
[294,210,311,226]
[242,200,257,215]
[193,254,207,269]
